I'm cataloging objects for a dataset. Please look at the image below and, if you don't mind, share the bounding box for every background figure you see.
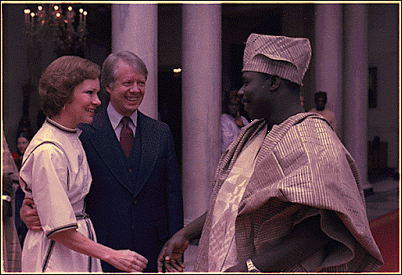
[309,91,337,131]
[221,89,250,153]
[2,131,22,272]
[158,34,383,273]
[12,129,33,246]
[12,130,33,170]
[300,95,305,110]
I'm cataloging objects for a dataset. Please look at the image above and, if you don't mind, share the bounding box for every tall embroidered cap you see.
[242,33,312,86]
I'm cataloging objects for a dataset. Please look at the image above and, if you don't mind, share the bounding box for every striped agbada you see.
[194,112,383,272]
[2,131,22,272]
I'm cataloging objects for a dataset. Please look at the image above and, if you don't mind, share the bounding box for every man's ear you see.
[265,75,281,91]
[105,84,112,94]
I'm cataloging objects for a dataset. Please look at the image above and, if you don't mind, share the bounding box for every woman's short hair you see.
[101,51,148,90]
[38,55,100,117]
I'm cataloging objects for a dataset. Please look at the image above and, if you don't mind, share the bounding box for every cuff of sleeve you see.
[46,223,78,238]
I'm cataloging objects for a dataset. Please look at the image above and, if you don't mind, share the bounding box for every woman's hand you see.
[106,249,148,272]
[50,228,148,272]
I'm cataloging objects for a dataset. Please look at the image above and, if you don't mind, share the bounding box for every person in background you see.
[2,130,22,272]
[21,51,184,272]
[300,95,305,110]
[221,89,250,153]
[157,33,383,272]
[18,55,148,272]
[309,91,337,131]
[12,129,33,171]
[12,129,33,246]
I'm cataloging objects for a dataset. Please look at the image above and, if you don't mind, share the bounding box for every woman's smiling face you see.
[63,78,101,128]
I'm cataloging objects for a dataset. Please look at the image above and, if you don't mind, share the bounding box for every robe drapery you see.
[194,112,383,272]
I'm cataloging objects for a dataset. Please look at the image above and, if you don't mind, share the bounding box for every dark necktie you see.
[120,116,134,158]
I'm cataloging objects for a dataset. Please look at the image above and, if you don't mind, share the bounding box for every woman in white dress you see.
[19,56,148,272]
[221,90,250,153]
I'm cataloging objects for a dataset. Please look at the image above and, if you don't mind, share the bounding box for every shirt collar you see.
[107,102,138,130]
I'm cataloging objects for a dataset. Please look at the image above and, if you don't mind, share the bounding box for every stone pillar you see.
[182,4,222,225]
[111,4,158,119]
[314,4,343,138]
[343,4,371,190]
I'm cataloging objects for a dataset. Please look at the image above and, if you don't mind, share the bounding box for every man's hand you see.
[157,232,189,272]
[20,197,42,231]
[158,212,206,272]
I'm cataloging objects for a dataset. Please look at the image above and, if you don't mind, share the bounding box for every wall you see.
[2,4,28,152]
[367,4,399,169]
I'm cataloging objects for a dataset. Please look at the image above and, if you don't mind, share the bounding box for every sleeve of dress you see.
[20,143,77,237]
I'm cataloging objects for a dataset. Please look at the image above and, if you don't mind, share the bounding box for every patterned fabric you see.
[242,34,312,86]
[308,108,337,132]
[194,112,383,272]
[208,125,266,271]
[2,132,22,272]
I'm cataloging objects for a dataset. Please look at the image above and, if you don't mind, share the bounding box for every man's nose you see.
[129,84,140,92]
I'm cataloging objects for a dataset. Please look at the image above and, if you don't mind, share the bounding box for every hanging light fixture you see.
[23,4,88,55]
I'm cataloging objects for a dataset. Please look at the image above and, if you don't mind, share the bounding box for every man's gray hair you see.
[101,51,148,89]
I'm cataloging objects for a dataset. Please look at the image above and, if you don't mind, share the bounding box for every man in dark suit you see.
[21,51,184,272]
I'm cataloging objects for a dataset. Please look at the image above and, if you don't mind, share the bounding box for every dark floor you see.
[182,173,401,272]
[365,174,400,221]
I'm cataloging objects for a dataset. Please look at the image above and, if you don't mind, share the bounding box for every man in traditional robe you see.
[157,33,383,272]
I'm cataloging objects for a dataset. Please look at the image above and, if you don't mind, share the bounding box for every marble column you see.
[111,3,158,119]
[343,4,371,190]
[182,4,222,225]
[314,4,343,138]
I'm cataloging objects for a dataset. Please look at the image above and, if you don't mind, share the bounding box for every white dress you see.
[19,118,102,272]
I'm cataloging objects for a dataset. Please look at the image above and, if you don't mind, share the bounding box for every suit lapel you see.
[90,110,134,194]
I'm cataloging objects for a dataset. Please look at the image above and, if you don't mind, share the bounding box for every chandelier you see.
[24,4,88,55]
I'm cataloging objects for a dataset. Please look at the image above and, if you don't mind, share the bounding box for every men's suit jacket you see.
[78,109,183,272]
